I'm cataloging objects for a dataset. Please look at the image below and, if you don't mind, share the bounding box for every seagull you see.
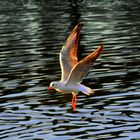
[48,23,103,111]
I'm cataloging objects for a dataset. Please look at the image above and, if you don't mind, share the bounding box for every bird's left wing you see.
[60,23,80,82]
[66,44,104,84]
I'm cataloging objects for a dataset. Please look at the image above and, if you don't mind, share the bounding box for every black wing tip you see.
[73,22,81,32]
[99,43,104,50]
[77,22,81,27]
[100,43,104,47]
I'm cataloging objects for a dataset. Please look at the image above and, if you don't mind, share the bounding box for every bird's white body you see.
[51,82,94,95]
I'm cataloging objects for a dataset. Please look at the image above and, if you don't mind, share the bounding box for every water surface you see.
[0,0,140,139]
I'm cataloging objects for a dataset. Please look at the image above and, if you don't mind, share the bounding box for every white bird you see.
[48,23,103,111]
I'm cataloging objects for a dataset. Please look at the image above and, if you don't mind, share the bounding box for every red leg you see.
[72,94,77,111]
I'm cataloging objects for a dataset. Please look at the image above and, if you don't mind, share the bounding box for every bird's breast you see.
[55,88,62,92]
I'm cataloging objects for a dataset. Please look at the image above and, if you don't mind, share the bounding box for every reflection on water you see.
[0,0,140,139]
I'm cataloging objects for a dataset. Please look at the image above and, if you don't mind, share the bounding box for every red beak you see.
[48,86,53,90]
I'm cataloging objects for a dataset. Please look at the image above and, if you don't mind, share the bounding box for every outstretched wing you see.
[60,23,80,82]
[66,44,104,84]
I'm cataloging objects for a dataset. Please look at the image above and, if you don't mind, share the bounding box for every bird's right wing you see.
[66,44,104,84]
[59,23,80,82]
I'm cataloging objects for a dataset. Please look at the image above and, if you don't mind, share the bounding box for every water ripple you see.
[0,0,140,139]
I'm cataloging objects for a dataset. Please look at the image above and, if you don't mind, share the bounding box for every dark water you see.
[0,0,140,139]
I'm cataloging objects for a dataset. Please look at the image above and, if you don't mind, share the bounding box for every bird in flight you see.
[48,23,103,111]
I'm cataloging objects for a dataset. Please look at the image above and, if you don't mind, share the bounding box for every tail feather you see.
[81,86,95,96]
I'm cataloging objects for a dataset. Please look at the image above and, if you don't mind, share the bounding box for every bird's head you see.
[48,81,59,90]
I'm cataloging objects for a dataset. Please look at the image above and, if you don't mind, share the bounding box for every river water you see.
[0,0,140,139]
